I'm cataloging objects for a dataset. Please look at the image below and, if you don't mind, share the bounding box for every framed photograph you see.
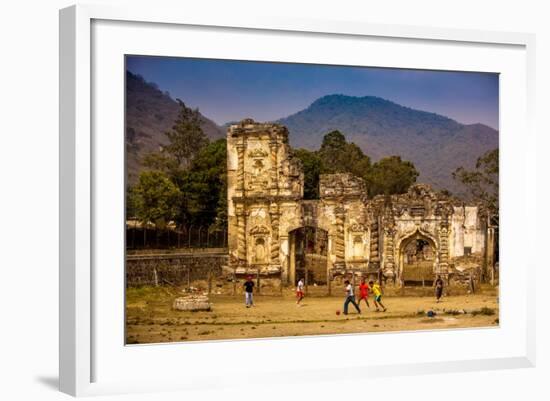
[59,4,536,397]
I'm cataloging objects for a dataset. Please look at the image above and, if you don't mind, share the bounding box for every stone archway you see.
[397,230,438,286]
[288,226,329,286]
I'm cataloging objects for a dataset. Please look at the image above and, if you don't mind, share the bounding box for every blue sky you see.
[126,56,499,129]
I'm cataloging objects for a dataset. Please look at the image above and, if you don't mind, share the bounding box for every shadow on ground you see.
[35,376,58,391]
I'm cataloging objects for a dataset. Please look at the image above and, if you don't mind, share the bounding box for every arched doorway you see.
[398,231,437,286]
[288,227,328,286]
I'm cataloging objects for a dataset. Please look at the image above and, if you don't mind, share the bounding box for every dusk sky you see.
[126,56,499,129]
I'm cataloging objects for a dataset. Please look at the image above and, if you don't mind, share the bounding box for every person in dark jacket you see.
[243,275,255,307]
[434,275,444,303]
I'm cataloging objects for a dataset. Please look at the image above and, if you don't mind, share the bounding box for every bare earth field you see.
[126,286,499,344]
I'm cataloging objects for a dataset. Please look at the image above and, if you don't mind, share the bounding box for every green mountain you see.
[277,94,498,196]
[125,74,497,198]
[125,71,225,182]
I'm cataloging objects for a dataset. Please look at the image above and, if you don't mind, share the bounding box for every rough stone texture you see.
[173,295,211,311]
[126,253,227,287]
[227,120,496,287]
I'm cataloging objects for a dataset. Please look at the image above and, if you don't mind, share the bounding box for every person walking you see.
[243,275,255,308]
[434,275,444,303]
[343,279,361,315]
[296,277,305,306]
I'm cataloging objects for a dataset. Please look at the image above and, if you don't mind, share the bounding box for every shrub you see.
[472,307,495,316]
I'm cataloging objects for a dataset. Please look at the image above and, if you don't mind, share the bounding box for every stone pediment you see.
[248,148,268,158]
[250,225,270,235]
[348,223,366,232]
[319,173,366,198]
[407,184,437,199]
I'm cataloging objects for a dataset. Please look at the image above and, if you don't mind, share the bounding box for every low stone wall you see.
[126,252,228,287]
[126,251,490,295]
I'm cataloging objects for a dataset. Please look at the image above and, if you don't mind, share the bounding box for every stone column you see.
[280,235,289,284]
[438,225,450,275]
[235,204,247,264]
[289,234,296,285]
[235,141,246,196]
[380,200,396,283]
[269,203,280,269]
[334,206,346,268]
[369,215,380,269]
[485,226,496,284]
[382,227,396,277]
[269,139,279,194]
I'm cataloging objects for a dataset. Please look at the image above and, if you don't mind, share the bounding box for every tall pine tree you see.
[163,99,208,168]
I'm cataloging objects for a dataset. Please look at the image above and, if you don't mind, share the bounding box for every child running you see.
[296,277,305,306]
[343,280,361,315]
[369,280,387,312]
[357,278,370,308]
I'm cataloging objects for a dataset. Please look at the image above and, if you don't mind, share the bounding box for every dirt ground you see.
[126,286,499,344]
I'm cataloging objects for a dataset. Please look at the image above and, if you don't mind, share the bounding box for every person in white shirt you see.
[296,278,305,305]
[343,280,361,315]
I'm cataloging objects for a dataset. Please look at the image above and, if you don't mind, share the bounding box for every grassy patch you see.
[472,307,495,316]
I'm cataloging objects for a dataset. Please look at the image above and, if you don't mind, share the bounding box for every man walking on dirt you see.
[244,275,255,308]
[434,275,444,303]
[343,279,361,315]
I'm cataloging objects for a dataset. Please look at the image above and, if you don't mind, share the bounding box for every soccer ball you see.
[336,310,341,316]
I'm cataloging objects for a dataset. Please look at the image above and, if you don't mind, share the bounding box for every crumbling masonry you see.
[227,120,495,287]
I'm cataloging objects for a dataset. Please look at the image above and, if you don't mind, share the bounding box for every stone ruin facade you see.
[227,119,495,287]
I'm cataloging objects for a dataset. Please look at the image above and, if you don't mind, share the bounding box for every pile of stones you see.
[172,294,211,311]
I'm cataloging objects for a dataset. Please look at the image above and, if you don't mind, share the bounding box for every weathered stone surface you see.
[226,119,494,287]
[173,295,211,311]
[126,253,227,287]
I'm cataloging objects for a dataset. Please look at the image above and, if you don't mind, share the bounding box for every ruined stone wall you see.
[226,119,489,287]
[450,206,485,257]
[126,253,227,287]
[318,173,370,272]
[447,206,487,281]
[278,200,332,283]
[227,119,303,279]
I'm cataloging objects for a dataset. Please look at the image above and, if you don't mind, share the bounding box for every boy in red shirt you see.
[357,278,371,308]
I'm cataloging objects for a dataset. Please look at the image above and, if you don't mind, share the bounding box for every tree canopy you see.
[365,156,419,197]
[293,148,322,200]
[318,130,371,178]
[453,148,498,219]
[130,125,421,230]
[132,101,227,229]
[178,139,228,227]
[296,130,417,198]
[131,170,181,228]
[163,99,208,168]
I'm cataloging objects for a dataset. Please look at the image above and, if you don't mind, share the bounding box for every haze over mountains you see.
[277,94,498,196]
[126,71,498,197]
[126,71,224,181]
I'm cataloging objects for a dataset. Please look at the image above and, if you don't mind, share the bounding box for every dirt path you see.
[126,288,499,344]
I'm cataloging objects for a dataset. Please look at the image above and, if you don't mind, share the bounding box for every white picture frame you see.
[59,4,536,397]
